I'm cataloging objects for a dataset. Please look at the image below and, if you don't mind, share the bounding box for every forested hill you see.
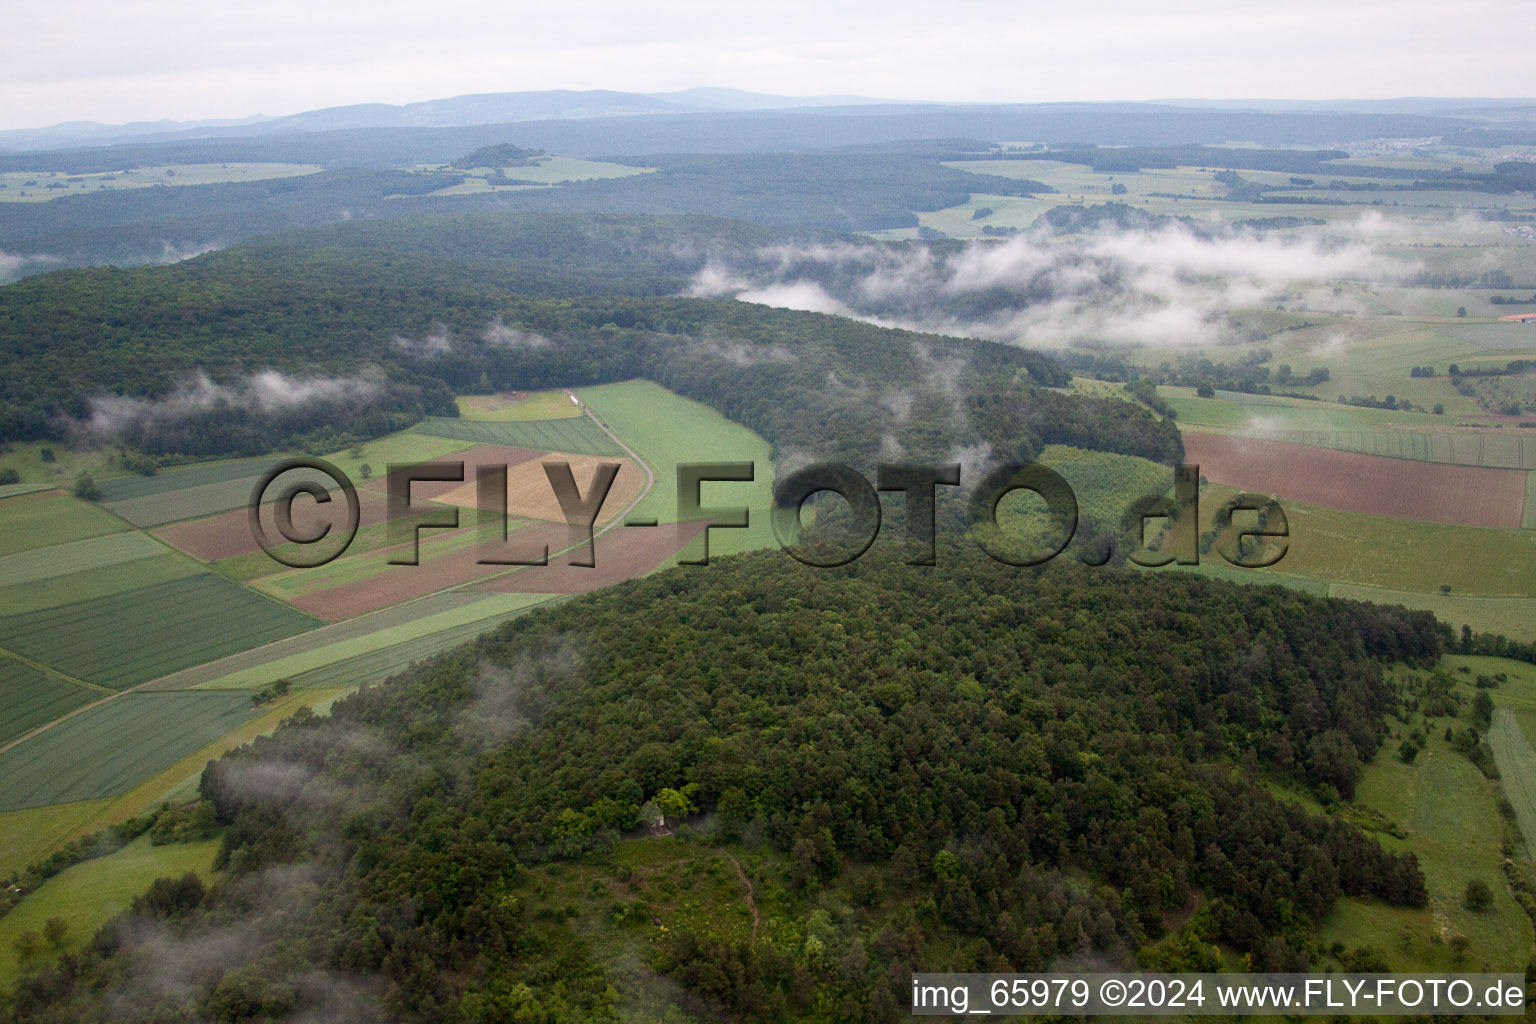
[6,552,1439,1022]
[0,229,1183,467]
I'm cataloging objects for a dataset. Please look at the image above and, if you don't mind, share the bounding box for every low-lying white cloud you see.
[78,368,383,440]
[688,218,1420,349]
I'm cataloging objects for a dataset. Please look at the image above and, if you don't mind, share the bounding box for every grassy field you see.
[316,432,476,484]
[0,573,319,689]
[1489,709,1536,860]
[1164,389,1448,434]
[1526,472,1536,530]
[456,390,582,421]
[0,658,98,746]
[0,492,128,556]
[268,606,565,690]
[0,800,112,879]
[414,415,623,456]
[0,834,222,986]
[0,691,262,811]
[1318,674,1533,970]
[1197,483,1536,597]
[1328,585,1536,643]
[0,162,321,203]
[576,380,778,558]
[101,464,350,528]
[251,518,511,601]
[419,156,652,196]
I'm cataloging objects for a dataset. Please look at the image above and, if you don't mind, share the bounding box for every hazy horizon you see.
[3,0,1533,132]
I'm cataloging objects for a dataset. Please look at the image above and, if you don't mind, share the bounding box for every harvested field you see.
[363,444,545,500]
[431,452,645,525]
[1181,432,1527,528]
[156,488,398,562]
[457,391,581,421]
[473,520,712,594]
[277,521,561,619]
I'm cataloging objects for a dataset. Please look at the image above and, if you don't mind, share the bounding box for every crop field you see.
[267,600,563,691]
[432,451,645,524]
[1526,473,1536,530]
[0,835,221,985]
[0,659,98,747]
[0,531,168,588]
[456,390,582,421]
[1181,432,1527,527]
[95,458,274,503]
[361,443,546,502]
[576,380,778,557]
[0,482,52,500]
[139,591,498,690]
[0,491,128,556]
[1165,389,1447,433]
[1250,428,1536,469]
[0,574,319,689]
[474,519,714,594]
[413,414,623,456]
[102,463,344,528]
[182,592,552,690]
[0,553,202,618]
[0,162,322,203]
[0,691,263,811]
[1197,483,1536,597]
[1489,710,1536,860]
[259,519,555,619]
[1318,708,1533,970]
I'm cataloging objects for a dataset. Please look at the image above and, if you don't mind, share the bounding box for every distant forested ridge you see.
[0,223,1182,466]
[4,552,1438,1022]
[0,153,1047,269]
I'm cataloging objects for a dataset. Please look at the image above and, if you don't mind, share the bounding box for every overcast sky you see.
[2,0,1532,130]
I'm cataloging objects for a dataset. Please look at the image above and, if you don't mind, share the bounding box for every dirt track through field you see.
[1182,432,1527,528]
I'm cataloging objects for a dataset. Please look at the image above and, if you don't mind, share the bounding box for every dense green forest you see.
[0,218,1182,466]
[0,153,1044,268]
[4,551,1440,1023]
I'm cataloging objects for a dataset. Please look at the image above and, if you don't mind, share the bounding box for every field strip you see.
[0,532,166,587]
[0,645,107,696]
[139,591,494,690]
[464,391,657,592]
[44,688,357,846]
[189,593,553,690]
[1489,708,1536,860]
[0,482,55,500]
[1525,472,1536,530]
